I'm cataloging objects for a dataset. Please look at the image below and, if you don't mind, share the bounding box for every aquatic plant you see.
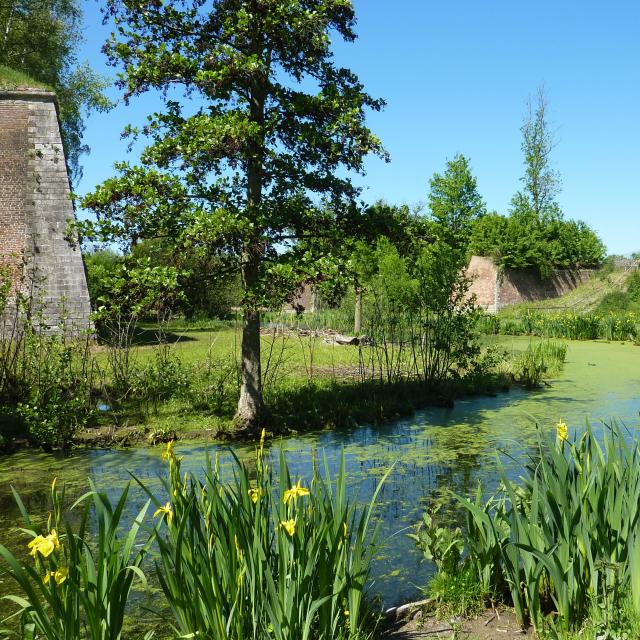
[446,422,640,634]
[136,436,390,640]
[510,340,567,388]
[478,309,639,341]
[0,479,153,639]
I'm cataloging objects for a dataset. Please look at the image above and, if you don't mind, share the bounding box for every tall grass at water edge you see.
[418,422,640,636]
[510,340,567,388]
[478,310,638,341]
[0,437,389,640]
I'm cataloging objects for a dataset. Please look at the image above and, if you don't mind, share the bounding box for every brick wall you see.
[467,256,499,312]
[0,100,29,292]
[0,89,92,333]
[467,255,593,313]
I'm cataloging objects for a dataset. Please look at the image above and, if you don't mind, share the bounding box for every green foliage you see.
[131,239,243,320]
[451,422,640,634]
[351,156,484,387]
[137,441,388,640]
[408,503,464,577]
[0,479,153,639]
[626,271,640,302]
[519,87,560,218]
[81,0,387,427]
[468,210,606,277]
[0,2,110,182]
[1,304,95,451]
[185,354,239,415]
[479,310,638,341]
[83,248,124,310]
[427,564,489,620]
[130,345,191,415]
[468,88,606,276]
[510,340,567,388]
[428,154,485,260]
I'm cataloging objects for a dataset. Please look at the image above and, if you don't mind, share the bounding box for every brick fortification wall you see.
[0,89,91,332]
[467,256,593,313]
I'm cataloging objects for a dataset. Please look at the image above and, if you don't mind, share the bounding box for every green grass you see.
[496,267,633,318]
[0,65,51,91]
[85,325,515,442]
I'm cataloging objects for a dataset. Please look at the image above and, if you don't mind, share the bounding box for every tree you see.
[428,154,485,264]
[415,155,484,383]
[518,86,560,218]
[0,0,110,182]
[82,0,386,432]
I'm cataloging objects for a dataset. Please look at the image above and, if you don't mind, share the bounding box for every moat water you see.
[1,337,639,608]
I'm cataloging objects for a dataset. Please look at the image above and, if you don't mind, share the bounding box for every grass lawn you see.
[85,324,519,445]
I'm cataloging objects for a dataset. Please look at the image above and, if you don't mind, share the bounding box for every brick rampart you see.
[0,89,91,332]
[467,256,593,313]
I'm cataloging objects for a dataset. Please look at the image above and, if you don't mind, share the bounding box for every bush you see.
[130,346,191,414]
[15,330,95,451]
[185,354,239,414]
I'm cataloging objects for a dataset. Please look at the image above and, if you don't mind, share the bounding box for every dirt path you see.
[384,607,532,639]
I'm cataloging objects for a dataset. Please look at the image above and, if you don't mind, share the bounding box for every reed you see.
[453,422,640,634]
[135,436,390,640]
[478,310,638,341]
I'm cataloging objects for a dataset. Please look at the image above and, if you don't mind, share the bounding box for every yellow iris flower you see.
[556,418,568,442]
[280,519,296,537]
[43,567,68,585]
[28,530,61,558]
[283,480,310,504]
[153,502,173,523]
[248,487,264,504]
[161,440,175,462]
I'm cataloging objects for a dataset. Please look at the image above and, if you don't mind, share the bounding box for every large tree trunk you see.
[236,256,263,432]
[235,14,267,434]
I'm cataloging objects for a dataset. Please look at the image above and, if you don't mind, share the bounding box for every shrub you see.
[16,329,95,450]
[130,345,191,414]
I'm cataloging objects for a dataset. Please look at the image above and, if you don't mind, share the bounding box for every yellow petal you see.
[280,519,296,537]
[54,567,68,585]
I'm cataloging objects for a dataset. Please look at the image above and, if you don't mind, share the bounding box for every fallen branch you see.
[384,598,433,620]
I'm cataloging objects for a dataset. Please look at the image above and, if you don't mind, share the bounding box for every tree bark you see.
[236,250,263,432]
[235,43,266,432]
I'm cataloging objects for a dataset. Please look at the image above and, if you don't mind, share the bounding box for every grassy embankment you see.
[0,65,51,90]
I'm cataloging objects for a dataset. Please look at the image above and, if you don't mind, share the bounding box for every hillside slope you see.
[497,267,635,316]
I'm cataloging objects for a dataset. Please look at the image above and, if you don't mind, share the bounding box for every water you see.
[1,337,639,607]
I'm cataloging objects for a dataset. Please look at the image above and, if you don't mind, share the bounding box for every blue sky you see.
[77,0,640,254]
